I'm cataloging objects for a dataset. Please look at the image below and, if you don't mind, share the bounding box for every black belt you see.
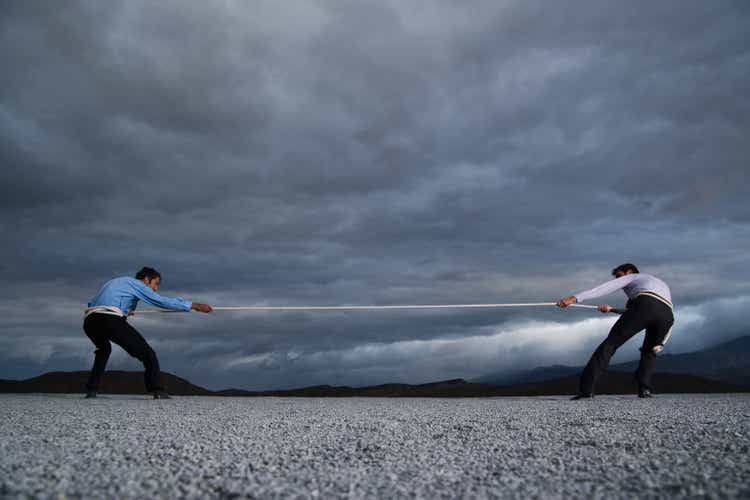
[636,291,673,310]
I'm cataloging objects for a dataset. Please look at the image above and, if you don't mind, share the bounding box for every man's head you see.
[612,263,639,278]
[135,266,161,291]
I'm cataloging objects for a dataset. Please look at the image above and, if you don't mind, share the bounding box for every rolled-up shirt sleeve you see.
[574,275,637,303]
[130,280,192,311]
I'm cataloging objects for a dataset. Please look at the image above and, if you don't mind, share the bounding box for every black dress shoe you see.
[638,388,653,398]
[570,393,594,400]
[152,390,172,399]
[85,391,97,399]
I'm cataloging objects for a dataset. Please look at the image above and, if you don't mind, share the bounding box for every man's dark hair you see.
[135,267,161,281]
[612,263,639,276]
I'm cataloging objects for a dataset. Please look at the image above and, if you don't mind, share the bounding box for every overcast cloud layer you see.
[1,0,749,390]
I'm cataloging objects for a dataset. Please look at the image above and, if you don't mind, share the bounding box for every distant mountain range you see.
[0,370,213,396]
[0,371,744,397]
[474,335,750,388]
[1,336,748,397]
[214,372,745,397]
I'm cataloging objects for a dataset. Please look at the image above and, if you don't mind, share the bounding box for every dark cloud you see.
[1,0,749,389]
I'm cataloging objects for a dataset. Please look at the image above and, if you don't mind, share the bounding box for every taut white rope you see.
[135,302,599,313]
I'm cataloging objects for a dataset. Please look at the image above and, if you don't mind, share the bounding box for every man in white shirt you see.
[557,263,674,399]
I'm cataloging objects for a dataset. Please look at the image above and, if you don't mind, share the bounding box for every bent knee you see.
[640,345,660,356]
[95,345,112,357]
[598,337,624,353]
[140,346,158,362]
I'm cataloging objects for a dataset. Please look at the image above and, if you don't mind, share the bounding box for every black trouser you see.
[579,295,674,395]
[83,313,163,392]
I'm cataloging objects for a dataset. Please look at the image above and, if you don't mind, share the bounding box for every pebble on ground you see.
[1,394,749,499]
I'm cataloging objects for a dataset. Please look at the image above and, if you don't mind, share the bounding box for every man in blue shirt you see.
[83,267,213,399]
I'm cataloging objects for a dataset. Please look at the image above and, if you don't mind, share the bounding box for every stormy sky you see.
[1,0,748,390]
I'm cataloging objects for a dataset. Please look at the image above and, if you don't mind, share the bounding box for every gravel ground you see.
[1,394,749,499]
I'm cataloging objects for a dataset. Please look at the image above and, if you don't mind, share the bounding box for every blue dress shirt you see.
[87,277,192,315]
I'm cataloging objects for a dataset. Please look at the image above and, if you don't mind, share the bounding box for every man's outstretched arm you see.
[571,274,638,303]
[130,280,212,313]
[558,274,638,309]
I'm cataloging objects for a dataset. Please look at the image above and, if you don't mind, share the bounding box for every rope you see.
[135,302,599,314]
